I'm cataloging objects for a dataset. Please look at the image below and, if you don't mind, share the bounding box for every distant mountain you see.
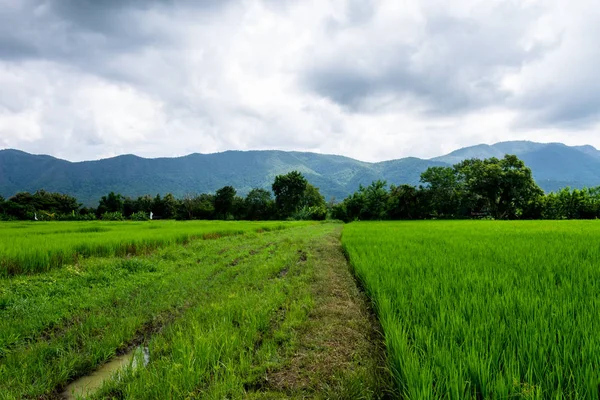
[1,141,599,206]
[433,141,600,192]
[0,149,446,206]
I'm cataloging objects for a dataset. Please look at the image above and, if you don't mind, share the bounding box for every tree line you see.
[332,154,600,221]
[2,155,600,222]
[0,171,327,221]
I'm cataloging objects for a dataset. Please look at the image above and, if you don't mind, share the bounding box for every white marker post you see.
[150,211,153,220]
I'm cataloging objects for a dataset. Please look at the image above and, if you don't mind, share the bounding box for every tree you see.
[387,184,424,220]
[161,193,178,219]
[97,192,124,216]
[4,191,81,220]
[330,201,349,221]
[335,181,389,221]
[342,190,365,221]
[177,193,215,220]
[361,180,389,220]
[136,195,154,213]
[296,183,327,220]
[245,188,274,220]
[30,190,80,215]
[214,186,237,219]
[300,184,326,208]
[123,197,137,217]
[420,166,463,218]
[455,155,543,219]
[272,171,308,218]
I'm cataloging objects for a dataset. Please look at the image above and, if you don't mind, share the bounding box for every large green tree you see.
[177,193,215,220]
[272,171,308,217]
[420,166,464,218]
[245,188,274,220]
[214,186,237,219]
[97,192,124,215]
[455,155,543,219]
[360,180,389,220]
[160,193,178,219]
[387,184,425,220]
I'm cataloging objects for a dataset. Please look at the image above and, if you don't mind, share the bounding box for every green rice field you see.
[343,221,600,399]
[0,221,384,399]
[0,220,307,276]
[4,219,600,399]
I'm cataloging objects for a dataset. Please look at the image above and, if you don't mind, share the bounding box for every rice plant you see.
[343,221,600,399]
[0,220,306,276]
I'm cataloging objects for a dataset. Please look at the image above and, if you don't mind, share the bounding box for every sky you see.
[0,0,599,162]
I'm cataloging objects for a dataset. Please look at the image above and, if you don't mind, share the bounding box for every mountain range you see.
[1,141,599,206]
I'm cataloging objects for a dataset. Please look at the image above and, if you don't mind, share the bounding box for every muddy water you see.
[62,347,149,399]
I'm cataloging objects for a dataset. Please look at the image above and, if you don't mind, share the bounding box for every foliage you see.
[129,211,149,221]
[337,155,551,221]
[101,211,125,221]
[214,186,237,219]
[244,188,274,220]
[420,166,463,217]
[292,205,327,221]
[387,184,427,220]
[97,192,124,216]
[454,155,543,219]
[176,193,215,220]
[2,155,600,222]
[272,171,308,217]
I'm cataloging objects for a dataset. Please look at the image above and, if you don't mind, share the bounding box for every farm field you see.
[343,221,600,399]
[0,220,309,276]
[0,221,389,399]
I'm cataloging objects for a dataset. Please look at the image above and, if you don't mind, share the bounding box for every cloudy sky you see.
[0,0,599,162]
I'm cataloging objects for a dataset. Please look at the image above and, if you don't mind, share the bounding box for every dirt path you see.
[254,225,395,399]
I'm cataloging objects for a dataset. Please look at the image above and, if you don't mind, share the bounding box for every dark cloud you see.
[0,0,230,62]
[516,92,600,130]
[303,4,549,115]
[304,50,490,114]
[0,1,153,62]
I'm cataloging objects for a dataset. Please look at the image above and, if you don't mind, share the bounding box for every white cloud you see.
[0,0,599,162]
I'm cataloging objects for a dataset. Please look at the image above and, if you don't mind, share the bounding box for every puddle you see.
[62,346,149,399]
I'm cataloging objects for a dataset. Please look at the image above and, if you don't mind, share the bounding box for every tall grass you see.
[343,221,600,399]
[0,220,307,276]
[0,223,323,398]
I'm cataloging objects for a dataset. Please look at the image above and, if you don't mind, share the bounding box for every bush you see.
[130,211,149,221]
[292,205,327,221]
[102,211,125,221]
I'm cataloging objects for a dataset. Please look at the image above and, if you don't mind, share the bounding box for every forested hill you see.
[1,141,600,205]
[0,149,446,205]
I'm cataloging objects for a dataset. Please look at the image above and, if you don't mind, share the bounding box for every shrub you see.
[102,211,125,221]
[292,205,327,221]
[130,211,149,221]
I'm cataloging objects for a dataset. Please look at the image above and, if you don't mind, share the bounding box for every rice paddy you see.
[0,220,306,276]
[0,221,385,399]
[342,221,600,399]
[4,219,599,399]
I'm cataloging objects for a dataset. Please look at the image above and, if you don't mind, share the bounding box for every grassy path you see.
[253,226,394,399]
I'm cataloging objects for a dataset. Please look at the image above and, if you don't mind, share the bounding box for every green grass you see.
[342,221,600,399]
[0,220,308,276]
[0,221,386,399]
